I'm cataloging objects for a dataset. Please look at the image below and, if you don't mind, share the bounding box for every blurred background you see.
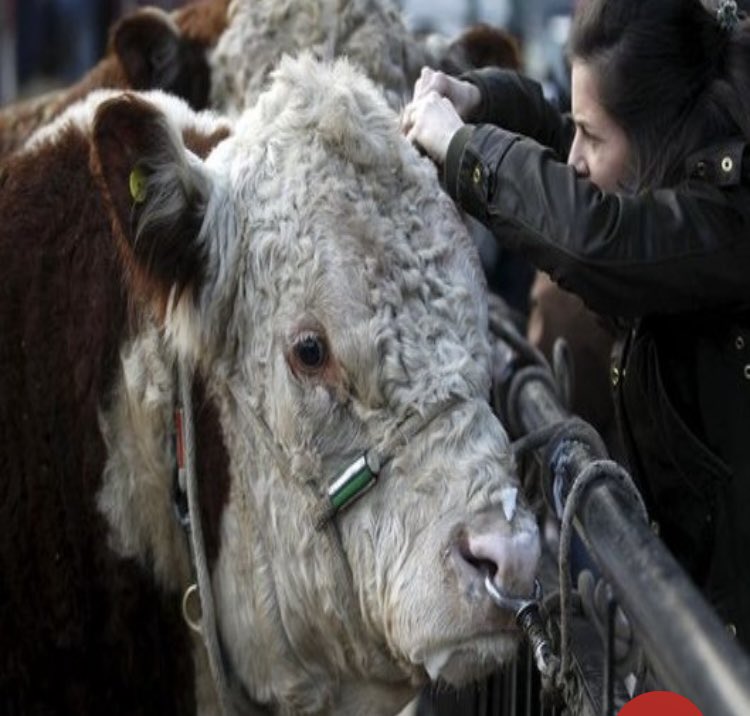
[0,0,183,104]
[0,0,576,107]
[402,0,574,107]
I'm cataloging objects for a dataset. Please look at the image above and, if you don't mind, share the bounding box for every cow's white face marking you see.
[95,54,539,715]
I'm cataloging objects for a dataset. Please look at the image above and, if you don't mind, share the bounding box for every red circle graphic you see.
[618,691,703,715]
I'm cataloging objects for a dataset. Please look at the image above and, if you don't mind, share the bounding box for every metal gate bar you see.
[425,319,750,716]
[509,362,750,716]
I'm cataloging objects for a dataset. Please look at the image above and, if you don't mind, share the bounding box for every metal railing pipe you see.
[514,374,750,716]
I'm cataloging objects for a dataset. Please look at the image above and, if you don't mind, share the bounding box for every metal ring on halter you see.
[484,574,543,617]
[181,583,203,633]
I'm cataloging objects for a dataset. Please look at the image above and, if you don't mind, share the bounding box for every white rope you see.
[178,361,237,716]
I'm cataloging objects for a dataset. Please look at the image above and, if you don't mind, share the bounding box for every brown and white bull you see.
[0,54,539,715]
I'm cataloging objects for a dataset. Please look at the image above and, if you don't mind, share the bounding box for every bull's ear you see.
[92,93,211,311]
[113,8,210,109]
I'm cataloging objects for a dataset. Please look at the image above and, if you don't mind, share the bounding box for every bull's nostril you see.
[453,513,541,602]
[458,542,498,580]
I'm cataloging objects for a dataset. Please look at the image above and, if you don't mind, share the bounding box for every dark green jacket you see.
[446,68,750,648]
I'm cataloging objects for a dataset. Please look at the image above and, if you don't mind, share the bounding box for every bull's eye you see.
[292,332,328,372]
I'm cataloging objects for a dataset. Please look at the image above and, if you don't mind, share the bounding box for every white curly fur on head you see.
[208,52,490,416]
[244,52,401,168]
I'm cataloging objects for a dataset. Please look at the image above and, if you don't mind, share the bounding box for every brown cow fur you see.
[0,0,229,159]
[174,0,232,46]
[450,23,522,72]
[0,59,125,158]
[0,105,229,714]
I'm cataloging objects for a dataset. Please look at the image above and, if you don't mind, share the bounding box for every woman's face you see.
[568,60,631,192]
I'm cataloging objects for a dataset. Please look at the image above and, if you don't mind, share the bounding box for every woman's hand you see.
[412,67,481,120]
[402,90,465,164]
[402,67,481,163]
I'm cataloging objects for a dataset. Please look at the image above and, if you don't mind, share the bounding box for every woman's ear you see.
[91,93,213,316]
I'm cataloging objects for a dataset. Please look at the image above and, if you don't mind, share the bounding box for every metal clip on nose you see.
[485,575,557,679]
[484,574,542,614]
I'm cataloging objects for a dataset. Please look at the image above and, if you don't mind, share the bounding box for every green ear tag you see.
[129,166,147,204]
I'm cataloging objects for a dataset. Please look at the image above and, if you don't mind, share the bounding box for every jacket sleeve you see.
[443,124,750,318]
[461,68,574,160]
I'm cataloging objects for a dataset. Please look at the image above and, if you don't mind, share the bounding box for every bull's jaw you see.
[334,679,416,716]
[210,441,420,715]
[417,633,520,685]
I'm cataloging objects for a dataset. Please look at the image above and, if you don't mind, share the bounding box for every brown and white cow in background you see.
[0,0,519,158]
[0,0,230,157]
[0,55,539,714]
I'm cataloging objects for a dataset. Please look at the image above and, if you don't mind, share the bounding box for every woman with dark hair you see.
[402,0,750,649]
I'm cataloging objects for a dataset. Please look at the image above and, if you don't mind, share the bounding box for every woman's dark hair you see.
[568,0,750,188]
